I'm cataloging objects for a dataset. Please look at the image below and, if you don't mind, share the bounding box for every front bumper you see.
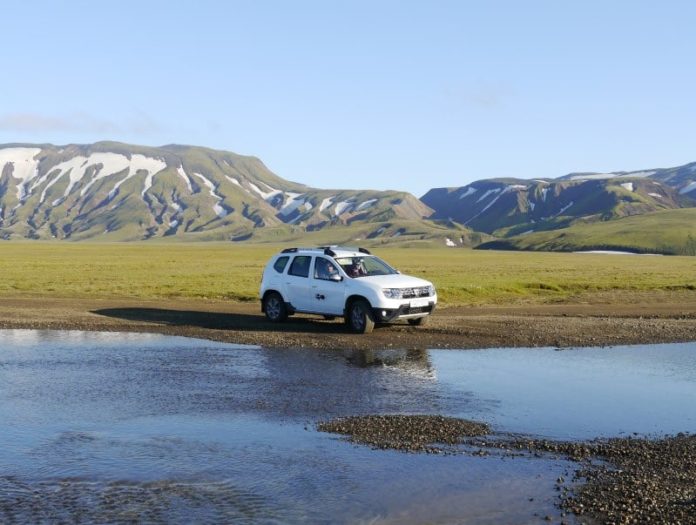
[372,302,436,322]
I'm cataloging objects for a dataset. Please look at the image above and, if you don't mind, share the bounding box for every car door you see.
[284,255,313,311]
[310,257,346,315]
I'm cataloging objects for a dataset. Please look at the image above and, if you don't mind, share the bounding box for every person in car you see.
[316,258,339,280]
[346,258,365,278]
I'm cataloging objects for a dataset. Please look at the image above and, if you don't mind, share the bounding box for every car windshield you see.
[335,256,397,278]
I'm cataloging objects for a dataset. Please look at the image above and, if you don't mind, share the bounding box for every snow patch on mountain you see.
[476,188,501,203]
[679,181,696,195]
[466,189,506,224]
[192,172,227,218]
[34,153,165,204]
[356,198,378,211]
[319,196,334,212]
[557,201,574,215]
[458,187,477,199]
[225,175,241,187]
[37,155,88,204]
[248,181,282,202]
[620,182,635,192]
[570,173,615,181]
[334,200,355,216]
[278,193,306,217]
[79,153,132,197]
[0,147,41,201]
[110,155,166,201]
[177,166,194,193]
[571,171,654,181]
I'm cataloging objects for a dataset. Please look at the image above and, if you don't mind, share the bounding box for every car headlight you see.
[427,285,436,296]
[382,288,403,299]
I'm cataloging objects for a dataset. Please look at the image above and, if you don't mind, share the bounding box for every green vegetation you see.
[480,208,696,256]
[1,243,695,306]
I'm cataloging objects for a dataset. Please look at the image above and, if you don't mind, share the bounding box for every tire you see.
[348,299,375,334]
[408,316,428,327]
[263,292,287,322]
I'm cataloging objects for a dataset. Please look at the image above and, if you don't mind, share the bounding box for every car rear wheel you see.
[348,299,375,334]
[407,316,428,326]
[264,292,287,322]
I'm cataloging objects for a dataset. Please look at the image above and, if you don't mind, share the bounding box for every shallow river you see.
[1,330,694,524]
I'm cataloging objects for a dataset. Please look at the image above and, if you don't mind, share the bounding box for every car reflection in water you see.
[343,348,435,380]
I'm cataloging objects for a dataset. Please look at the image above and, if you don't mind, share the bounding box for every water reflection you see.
[1,330,695,524]
[344,348,434,377]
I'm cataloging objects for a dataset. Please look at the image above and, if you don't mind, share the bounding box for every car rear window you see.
[273,256,289,273]
[288,255,311,278]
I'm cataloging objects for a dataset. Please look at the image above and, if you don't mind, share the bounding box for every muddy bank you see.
[1,297,696,350]
[319,415,696,525]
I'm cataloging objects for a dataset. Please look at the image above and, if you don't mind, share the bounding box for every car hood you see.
[356,274,433,288]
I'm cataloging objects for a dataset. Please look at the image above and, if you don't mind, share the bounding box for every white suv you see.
[259,246,437,333]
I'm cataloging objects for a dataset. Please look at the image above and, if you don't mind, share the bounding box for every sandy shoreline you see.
[1,296,696,350]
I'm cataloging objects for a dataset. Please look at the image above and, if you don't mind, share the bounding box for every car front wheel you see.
[264,292,287,322]
[347,299,375,334]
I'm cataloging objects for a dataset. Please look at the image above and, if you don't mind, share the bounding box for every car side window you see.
[288,255,311,278]
[273,256,289,273]
[314,257,340,281]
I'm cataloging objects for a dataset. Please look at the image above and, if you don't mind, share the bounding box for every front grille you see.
[401,286,431,299]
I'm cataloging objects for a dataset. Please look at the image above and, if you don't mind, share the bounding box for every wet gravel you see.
[320,415,696,524]
[318,415,491,453]
[499,433,696,525]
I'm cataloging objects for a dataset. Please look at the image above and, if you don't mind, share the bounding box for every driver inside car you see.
[315,258,339,280]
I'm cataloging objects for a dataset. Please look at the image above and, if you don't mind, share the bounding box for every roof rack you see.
[281,246,372,256]
[321,245,372,256]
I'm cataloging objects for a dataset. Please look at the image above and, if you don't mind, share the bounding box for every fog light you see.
[382,310,387,317]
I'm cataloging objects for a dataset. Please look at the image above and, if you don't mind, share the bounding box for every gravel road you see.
[1,296,696,351]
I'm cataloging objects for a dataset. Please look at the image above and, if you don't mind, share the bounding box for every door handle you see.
[316,294,325,300]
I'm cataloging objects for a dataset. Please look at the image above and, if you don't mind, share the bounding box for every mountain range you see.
[0,142,434,242]
[422,165,696,236]
[1,142,695,251]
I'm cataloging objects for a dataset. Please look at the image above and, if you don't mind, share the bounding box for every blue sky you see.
[2,1,694,197]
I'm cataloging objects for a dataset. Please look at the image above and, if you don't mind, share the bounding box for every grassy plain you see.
[1,242,695,307]
[489,208,696,255]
